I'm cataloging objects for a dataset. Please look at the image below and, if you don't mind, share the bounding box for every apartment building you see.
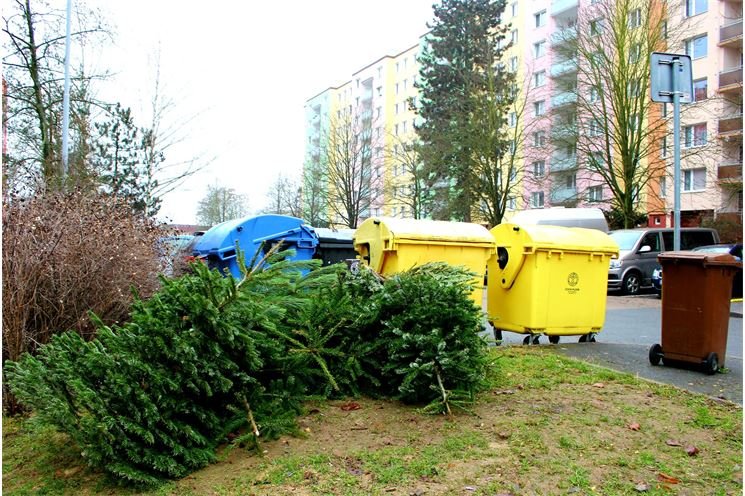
[304,43,421,227]
[304,0,742,230]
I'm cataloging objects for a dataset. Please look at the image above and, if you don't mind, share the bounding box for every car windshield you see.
[610,230,642,251]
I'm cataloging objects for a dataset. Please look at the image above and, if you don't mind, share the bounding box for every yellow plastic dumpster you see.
[487,223,619,345]
[353,217,496,305]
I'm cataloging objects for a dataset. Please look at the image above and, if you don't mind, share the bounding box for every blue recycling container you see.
[192,214,319,278]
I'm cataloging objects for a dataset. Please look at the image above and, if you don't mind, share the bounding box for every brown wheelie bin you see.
[649,251,741,374]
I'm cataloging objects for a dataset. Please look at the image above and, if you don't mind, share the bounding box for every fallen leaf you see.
[592,382,605,388]
[498,431,511,439]
[634,482,650,492]
[628,422,641,431]
[657,473,680,484]
[685,445,700,456]
[340,402,361,411]
[665,439,682,447]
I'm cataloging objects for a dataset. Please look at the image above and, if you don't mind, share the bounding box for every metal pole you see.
[672,57,681,251]
[61,0,72,177]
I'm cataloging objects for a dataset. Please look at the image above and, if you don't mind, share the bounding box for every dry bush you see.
[2,190,165,412]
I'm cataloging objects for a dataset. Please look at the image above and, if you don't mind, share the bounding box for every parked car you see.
[652,243,743,298]
[158,234,195,276]
[171,231,205,276]
[607,227,720,295]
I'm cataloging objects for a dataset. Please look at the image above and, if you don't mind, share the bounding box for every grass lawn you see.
[3,346,742,495]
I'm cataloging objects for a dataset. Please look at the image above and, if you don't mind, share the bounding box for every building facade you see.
[304,0,742,231]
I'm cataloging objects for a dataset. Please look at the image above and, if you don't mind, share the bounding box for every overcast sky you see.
[89,1,435,224]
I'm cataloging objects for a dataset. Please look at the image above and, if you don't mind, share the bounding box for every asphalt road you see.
[482,293,744,405]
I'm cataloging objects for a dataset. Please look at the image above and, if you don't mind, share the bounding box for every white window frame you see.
[533,130,546,147]
[693,78,707,101]
[683,123,707,148]
[628,8,642,28]
[533,160,545,177]
[533,40,546,58]
[535,10,546,28]
[685,34,708,59]
[588,185,603,202]
[534,100,545,116]
[659,175,667,198]
[531,191,545,208]
[683,168,706,192]
[533,70,546,87]
[685,0,708,17]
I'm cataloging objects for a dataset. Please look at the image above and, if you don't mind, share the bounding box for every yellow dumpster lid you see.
[492,223,619,254]
[355,217,495,245]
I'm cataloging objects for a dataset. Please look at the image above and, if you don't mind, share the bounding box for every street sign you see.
[650,52,693,103]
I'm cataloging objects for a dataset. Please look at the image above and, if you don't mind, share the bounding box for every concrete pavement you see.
[484,293,744,405]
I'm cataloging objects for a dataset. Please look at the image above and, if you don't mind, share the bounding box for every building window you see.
[685,34,708,59]
[590,18,603,36]
[684,123,707,148]
[395,83,400,94]
[535,10,546,27]
[510,56,518,71]
[588,186,603,202]
[534,100,545,116]
[693,78,707,101]
[395,123,399,135]
[659,175,667,198]
[533,70,546,87]
[588,151,605,168]
[395,103,399,114]
[533,40,546,58]
[531,191,545,208]
[589,119,602,136]
[509,112,517,127]
[566,173,577,189]
[629,43,642,63]
[683,168,706,191]
[685,0,707,17]
[403,79,408,91]
[661,136,668,157]
[533,160,545,177]
[511,2,517,17]
[511,29,518,44]
[590,86,600,102]
[533,130,546,147]
[628,8,642,28]
[507,197,517,210]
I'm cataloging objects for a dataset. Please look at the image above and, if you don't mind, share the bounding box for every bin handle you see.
[498,246,526,290]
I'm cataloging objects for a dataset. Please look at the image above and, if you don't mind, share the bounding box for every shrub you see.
[2,190,165,413]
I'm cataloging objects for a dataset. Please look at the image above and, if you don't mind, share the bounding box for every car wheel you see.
[621,271,641,295]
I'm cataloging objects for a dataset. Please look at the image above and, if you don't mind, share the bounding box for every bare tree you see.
[563,0,671,227]
[196,184,248,226]
[386,136,438,220]
[301,159,329,227]
[264,173,302,218]
[2,0,111,190]
[321,107,378,228]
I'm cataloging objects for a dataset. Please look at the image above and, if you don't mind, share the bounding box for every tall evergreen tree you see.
[415,0,511,221]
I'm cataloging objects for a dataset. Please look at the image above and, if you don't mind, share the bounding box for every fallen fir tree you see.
[5,247,490,485]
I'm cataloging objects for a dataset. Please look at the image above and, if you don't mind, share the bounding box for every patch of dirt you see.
[172,381,741,496]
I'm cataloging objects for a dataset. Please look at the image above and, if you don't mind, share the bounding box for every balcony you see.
[719,19,743,48]
[718,67,743,93]
[550,28,577,47]
[550,155,577,172]
[551,126,578,142]
[551,0,578,19]
[718,163,743,182]
[718,115,743,138]
[551,91,577,108]
[550,59,578,78]
[551,186,578,203]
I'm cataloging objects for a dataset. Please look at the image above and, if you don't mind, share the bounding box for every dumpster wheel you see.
[648,343,663,366]
[492,327,503,346]
[703,352,719,375]
[523,335,540,345]
[578,333,597,343]
[548,335,560,345]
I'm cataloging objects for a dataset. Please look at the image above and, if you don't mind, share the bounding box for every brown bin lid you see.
[658,251,742,268]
